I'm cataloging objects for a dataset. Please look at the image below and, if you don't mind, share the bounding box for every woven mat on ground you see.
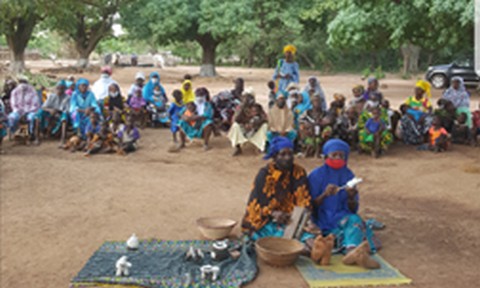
[296,254,412,288]
[70,239,257,288]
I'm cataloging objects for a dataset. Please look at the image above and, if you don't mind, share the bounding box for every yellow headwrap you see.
[181,80,194,103]
[283,44,297,55]
[415,80,431,98]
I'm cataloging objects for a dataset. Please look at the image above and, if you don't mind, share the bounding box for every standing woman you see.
[442,76,472,128]
[273,44,300,93]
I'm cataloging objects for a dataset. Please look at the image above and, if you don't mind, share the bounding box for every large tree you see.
[325,0,474,74]
[121,0,255,77]
[48,0,129,68]
[0,0,50,73]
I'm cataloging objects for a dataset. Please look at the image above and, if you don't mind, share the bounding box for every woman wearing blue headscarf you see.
[241,136,315,243]
[308,139,380,269]
[69,78,101,138]
[142,72,169,125]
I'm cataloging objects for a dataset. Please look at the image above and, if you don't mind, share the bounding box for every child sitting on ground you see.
[244,104,263,138]
[472,103,480,146]
[117,116,140,155]
[427,115,450,152]
[128,87,147,128]
[109,111,124,135]
[184,102,201,129]
[363,106,387,158]
[451,112,471,145]
[84,114,115,156]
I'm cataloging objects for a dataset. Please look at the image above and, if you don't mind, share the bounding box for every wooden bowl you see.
[196,217,237,240]
[255,237,305,267]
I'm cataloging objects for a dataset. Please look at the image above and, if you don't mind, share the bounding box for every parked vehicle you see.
[425,59,479,89]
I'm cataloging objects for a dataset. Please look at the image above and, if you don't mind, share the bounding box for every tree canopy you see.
[0,0,474,76]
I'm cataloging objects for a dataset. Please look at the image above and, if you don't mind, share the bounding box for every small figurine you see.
[126,234,139,250]
[115,256,132,276]
[200,265,221,281]
[185,246,204,262]
[200,265,213,280]
[211,266,220,281]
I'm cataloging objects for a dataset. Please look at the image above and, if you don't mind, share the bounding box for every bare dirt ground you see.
[1,63,480,288]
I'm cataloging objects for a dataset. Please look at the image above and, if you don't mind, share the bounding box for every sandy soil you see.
[1,64,480,288]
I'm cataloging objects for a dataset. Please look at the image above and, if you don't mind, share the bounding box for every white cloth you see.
[228,122,268,151]
[91,76,118,101]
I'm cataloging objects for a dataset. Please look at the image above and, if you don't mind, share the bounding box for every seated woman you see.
[34,80,71,146]
[267,94,297,143]
[309,139,380,269]
[142,72,169,126]
[176,90,214,151]
[442,76,471,128]
[358,106,393,157]
[400,80,433,145]
[69,78,101,139]
[241,136,314,242]
[228,88,268,156]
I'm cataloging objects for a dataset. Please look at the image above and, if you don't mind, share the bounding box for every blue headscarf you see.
[294,91,312,116]
[56,79,67,87]
[75,78,90,92]
[142,72,166,103]
[323,139,350,161]
[263,136,293,160]
[308,139,356,231]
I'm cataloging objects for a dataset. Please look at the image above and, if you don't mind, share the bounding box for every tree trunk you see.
[247,46,255,68]
[197,33,219,77]
[5,15,38,74]
[75,48,91,68]
[401,43,421,74]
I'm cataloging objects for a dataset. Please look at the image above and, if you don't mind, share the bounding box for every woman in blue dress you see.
[69,78,101,138]
[272,44,300,93]
[308,139,381,269]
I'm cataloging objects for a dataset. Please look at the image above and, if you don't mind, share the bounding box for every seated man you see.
[308,139,380,269]
[7,75,40,140]
[241,136,313,242]
[267,94,297,143]
[35,80,70,146]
